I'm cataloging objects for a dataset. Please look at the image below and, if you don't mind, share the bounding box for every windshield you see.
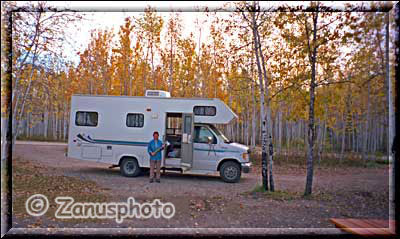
[209,124,231,144]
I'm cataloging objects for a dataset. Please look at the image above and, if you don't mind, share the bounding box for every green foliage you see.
[251,185,299,201]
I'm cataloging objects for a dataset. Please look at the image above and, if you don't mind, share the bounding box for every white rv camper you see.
[67,90,251,183]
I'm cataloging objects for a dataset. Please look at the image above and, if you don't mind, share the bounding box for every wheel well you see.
[217,159,241,171]
[118,156,138,166]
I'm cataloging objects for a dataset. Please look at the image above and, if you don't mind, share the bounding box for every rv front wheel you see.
[220,161,241,183]
[120,158,141,177]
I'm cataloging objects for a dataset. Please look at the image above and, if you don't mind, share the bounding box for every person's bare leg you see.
[149,160,155,182]
[156,160,161,182]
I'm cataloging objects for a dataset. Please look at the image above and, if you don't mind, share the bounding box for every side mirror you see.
[207,136,213,144]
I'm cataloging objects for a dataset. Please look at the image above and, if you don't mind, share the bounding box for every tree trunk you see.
[318,120,326,164]
[286,121,291,151]
[228,93,234,140]
[305,9,319,196]
[12,70,35,149]
[58,114,62,141]
[352,112,356,152]
[25,111,29,138]
[246,97,250,145]
[53,111,57,140]
[151,42,156,89]
[169,33,174,94]
[143,47,149,94]
[316,119,321,164]
[278,108,282,154]
[255,22,274,191]
[386,12,394,163]
[44,107,48,139]
[63,102,68,141]
[340,112,346,163]
[251,78,257,150]
[249,7,268,191]
[362,80,371,163]
[11,14,41,149]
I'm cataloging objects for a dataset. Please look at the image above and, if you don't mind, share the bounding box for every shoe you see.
[149,178,154,183]
[156,179,160,183]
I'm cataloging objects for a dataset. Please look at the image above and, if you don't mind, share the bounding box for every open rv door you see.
[181,113,194,170]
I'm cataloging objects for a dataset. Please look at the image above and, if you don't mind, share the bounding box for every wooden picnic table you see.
[330,218,396,237]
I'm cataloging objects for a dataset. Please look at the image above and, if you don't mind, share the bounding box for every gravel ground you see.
[10,141,390,232]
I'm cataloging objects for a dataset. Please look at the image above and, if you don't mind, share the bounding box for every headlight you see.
[242,153,249,160]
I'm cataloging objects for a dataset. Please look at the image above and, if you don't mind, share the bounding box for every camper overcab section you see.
[68,90,251,183]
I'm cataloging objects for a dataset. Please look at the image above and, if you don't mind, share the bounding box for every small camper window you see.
[126,113,144,128]
[75,111,98,127]
[193,106,216,116]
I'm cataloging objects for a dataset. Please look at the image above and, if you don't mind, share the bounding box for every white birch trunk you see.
[248,6,268,190]
[386,12,394,163]
[44,108,48,138]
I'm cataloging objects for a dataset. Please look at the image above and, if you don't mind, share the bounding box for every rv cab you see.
[163,114,251,183]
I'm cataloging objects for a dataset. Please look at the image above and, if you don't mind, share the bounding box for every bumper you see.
[241,162,252,173]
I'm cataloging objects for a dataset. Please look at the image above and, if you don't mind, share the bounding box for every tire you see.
[220,161,241,183]
[120,157,141,177]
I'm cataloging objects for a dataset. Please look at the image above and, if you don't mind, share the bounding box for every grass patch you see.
[249,184,334,202]
[16,135,67,143]
[12,157,109,225]
[302,191,334,201]
[363,160,388,168]
[272,154,369,168]
[250,184,300,201]
[251,184,267,193]
[375,159,391,165]
[251,152,388,169]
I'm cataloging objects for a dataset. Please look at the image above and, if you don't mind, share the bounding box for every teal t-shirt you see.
[148,139,163,161]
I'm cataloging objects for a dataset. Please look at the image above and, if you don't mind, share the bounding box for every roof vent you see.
[145,90,171,98]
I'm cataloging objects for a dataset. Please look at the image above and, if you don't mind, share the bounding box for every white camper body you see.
[67,90,251,183]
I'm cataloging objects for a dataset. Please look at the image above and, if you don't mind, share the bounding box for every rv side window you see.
[126,113,144,128]
[193,106,216,116]
[75,111,98,127]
